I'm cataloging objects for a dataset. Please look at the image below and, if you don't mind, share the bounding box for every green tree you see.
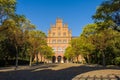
[81,24,98,37]
[2,19,24,68]
[81,23,120,65]
[80,36,95,64]
[0,15,35,67]
[27,30,46,66]
[70,38,82,63]
[93,0,120,31]
[80,24,97,64]
[0,0,16,24]
[19,18,35,61]
[91,28,119,66]
[64,46,75,62]
[92,0,120,65]
[40,45,54,63]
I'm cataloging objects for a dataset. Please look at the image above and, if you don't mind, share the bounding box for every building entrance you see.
[63,56,67,63]
[57,56,62,63]
[52,56,56,63]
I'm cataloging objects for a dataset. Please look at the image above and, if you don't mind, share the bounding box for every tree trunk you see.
[102,52,106,66]
[15,46,18,70]
[101,50,106,66]
[44,56,46,64]
[66,58,69,63]
[29,54,32,66]
[87,54,90,64]
[41,54,43,62]
[76,56,79,63]
[36,53,38,65]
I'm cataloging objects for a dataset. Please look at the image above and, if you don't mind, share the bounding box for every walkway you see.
[0,63,120,80]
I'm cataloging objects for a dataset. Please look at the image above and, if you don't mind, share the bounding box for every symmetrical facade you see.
[47,18,72,63]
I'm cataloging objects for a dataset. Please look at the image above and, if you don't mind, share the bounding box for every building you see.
[47,18,72,63]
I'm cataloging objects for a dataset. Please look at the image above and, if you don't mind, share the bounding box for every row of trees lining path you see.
[65,0,120,66]
[0,0,54,68]
[0,0,120,67]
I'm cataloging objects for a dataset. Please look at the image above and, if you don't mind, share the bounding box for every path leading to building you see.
[0,63,120,80]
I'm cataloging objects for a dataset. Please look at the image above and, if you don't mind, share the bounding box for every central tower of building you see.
[47,18,72,63]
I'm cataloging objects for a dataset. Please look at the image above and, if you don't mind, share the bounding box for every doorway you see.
[52,56,56,63]
[57,56,62,63]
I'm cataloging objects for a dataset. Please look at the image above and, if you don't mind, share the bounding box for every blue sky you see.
[16,0,104,36]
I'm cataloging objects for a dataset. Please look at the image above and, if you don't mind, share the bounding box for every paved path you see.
[0,63,120,80]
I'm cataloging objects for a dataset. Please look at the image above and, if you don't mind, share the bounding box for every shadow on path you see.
[0,64,120,80]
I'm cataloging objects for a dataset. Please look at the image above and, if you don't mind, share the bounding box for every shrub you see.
[114,57,120,65]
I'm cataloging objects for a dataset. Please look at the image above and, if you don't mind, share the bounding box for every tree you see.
[18,18,36,61]
[81,24,98,37]
[2,19,24,68]
[27,30,46,66]
[91,28,120,66]
[81,23,119,65]
[80,36,95,64]
[70,38,83,63]
[0,0,48,67]
[92,0,120,65]
[93,0,120,31]
[35,31,47,63]
[0,15,35,67]
[0,0,16,24]
[0,0,29,68]
[0,39,16,65]
[80,24,97,64]
[40,45,54,63]
[64,46,75,62]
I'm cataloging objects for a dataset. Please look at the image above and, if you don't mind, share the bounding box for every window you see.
[58,47,62,51]
[63,40,67,43]
[52,40,56,43]
[58,32,61,36]
[57,51,61,54]
[57,40,61,43]
[63,47,66,53]
[63,32,66,36]
[52,47,56,52]
[52,32,55,36]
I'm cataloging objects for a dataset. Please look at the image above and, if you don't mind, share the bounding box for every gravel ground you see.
[0,63,120,80]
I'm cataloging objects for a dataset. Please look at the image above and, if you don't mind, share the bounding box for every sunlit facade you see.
[47,18,72,63]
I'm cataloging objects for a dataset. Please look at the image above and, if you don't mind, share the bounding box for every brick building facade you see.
[47,18,72,63]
